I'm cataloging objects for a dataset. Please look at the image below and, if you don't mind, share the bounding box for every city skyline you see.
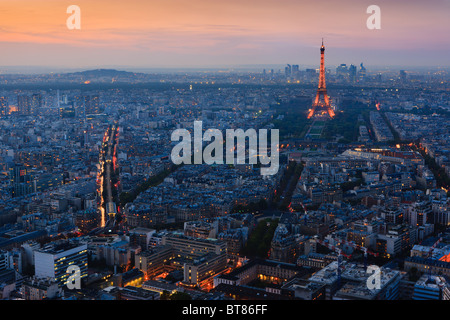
[0,0,450,306]
[0,0,449,71]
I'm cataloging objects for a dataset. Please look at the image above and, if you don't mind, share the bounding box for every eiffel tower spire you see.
[308,39,335,119]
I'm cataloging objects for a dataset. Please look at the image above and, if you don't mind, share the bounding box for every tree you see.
[169,291,192,300]
[160,290,171,300]
[408,267,421,282]
[241,219,279,258]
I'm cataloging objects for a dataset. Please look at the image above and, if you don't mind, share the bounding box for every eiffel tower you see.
[308,39,335,119]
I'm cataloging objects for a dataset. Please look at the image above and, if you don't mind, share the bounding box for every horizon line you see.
[0,64,448,75]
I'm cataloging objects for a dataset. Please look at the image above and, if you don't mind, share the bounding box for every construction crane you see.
[427,237,442,259]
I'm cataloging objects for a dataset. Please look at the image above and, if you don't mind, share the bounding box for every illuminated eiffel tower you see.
[308,39,335,119]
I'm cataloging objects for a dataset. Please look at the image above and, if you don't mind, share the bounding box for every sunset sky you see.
[0,0,449,70]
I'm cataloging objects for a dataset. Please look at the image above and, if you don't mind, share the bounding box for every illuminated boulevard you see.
[96,124,121,233]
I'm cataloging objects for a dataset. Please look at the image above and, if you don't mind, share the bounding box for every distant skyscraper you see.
[358,63,367,82]
[285,64,292,79]
[84,94,101,115]
[292,64,300,79]
[17,94,31,116]
[336,64,348,78]
[349,64,357,83]
[30,93,42,116]
[16,93,41,116]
